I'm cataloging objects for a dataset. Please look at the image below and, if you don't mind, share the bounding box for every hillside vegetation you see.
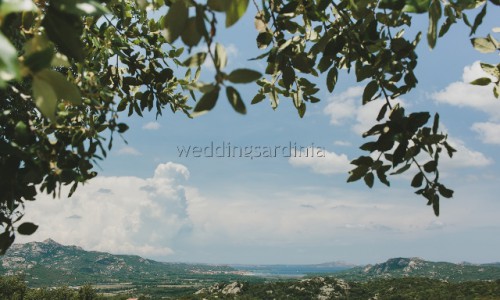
[3,240,500,299]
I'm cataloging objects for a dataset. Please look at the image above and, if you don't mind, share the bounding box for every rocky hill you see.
[335,257,500,282]
[190,277,351,300]
[0,239,235,287]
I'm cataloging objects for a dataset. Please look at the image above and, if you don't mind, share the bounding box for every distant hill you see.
[2,239,500,292]
[335,257,500,282]
[0,239,236,287]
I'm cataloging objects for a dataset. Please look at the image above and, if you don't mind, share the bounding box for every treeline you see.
[0,276,148,300]
[4,274,500,299]
[183,277,500,300]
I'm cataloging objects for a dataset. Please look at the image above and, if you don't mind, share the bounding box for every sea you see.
[230,264,352,278]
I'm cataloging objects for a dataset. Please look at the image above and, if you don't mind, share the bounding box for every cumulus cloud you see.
[21,162,192,258]
[323,86,361,125]
[432,61,499,120]
[17,161,500,263]
[142,121,161,130]
[432,61,500,146]
[117,146,141,156]
[323,86,405,135]
[439,137,492,169]
[471,122,500,145]
[323,83,491,169]
[288,147,351,174]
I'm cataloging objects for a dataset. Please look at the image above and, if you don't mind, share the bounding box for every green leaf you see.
[326,67,338,93]
[377,103,388,121]
[117,123,129,133]
[0,232,15,255]
[228,68,262,83]
[0,32,20,87]
[376,165,391,186]
[443,141,456,158]
[182,52,207,67]
[24,46,55,73]
[192,86,220,116]
[347,165,369,183]
[291,53,313,74]
[50,0,109,15]
[363,80,378,104]
[391,163,411,175]
[364,172,374,188]
[427,0,441,49]
[226,86,246,114]
[282,65,295,89]
[411,172,424,187]
[403,0,431,13]
[256,32,273,49]
[163,0,189,43]
[438,184,454,198]
[432,113,439,134]
[225,0,249,27]
[33,74,58,122]
[42,9,84,61]
[207,0,229,12]
[36,69,82,105]
[471,37,497,53]
[14,121,30,145]
[297,102,306,118]
[0,0,37,17]
[181,17,202,47]
[214,43,227,69]
[423,160,437,173]
[480,63,500,77]
[251,92,266,104]
[470,3,487,35]
[351,156,374,166]
[17,222,38,235]
[470,77,492,85]
[433,195,439,216]
[378,0,406,10]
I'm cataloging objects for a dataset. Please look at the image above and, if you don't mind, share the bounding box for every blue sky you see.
[19,5,500,265]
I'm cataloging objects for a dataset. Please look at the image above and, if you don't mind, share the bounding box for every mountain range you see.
[0,239,236,287]
[2,239,500,289]
[335,257,500,282]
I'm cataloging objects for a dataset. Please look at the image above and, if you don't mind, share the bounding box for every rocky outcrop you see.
[195,281,243,296]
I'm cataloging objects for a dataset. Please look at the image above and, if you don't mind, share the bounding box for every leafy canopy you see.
[0,0,498,254]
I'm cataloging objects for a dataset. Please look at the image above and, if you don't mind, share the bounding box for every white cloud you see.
[288,147,351,175]
[432,61,500,121]
[439,137,492,169]
[142,121,161,130]
[21,162,192,258]
[334,140,352,147]
[117,146,141,156]
[323,86,405,135]
[17,162,500,264]
[323,86,361,125]
[472,122,500,145]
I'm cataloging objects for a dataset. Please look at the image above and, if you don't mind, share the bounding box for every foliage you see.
[0,275,106,300]
[184,277,500,300]
[0,0,499,254]
[4,240,500,299]
[3,274,500,300]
